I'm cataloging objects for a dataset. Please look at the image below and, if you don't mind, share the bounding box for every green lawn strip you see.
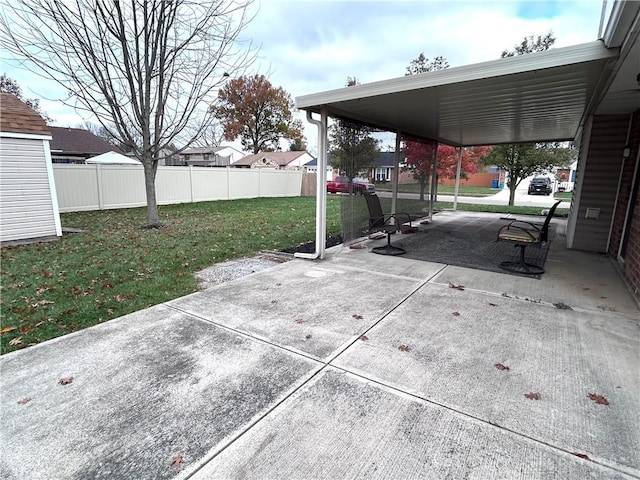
[554,192,573,200]
[375,183,500,197]
[0,197,341,354]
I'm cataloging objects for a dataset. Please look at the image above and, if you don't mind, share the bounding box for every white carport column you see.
[429,144,438,221]
[390,131,402,219]
[453,147,463,211]
[296,109,328,260]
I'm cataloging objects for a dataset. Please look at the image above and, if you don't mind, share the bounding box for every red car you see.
[327,176,375,195]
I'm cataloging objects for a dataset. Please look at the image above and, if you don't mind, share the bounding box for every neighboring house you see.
[180,145,245,167]
[49,126,121,163]
[0,93,62,244]
[369,152,413,184]
[135,147,179,166]
[232,151,314,170]
[302,157,330,174]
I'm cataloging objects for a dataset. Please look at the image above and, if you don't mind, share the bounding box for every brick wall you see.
[609,110,640,297]
[439,172,501,188]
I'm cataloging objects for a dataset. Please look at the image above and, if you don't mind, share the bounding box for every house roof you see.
[296,41,626,147]
[0,93,50,136]
[372,152,406,167]
[234,151,309,166]
[182,145,244,155]
[49,126,120,156]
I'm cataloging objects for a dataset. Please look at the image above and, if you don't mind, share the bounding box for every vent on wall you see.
[585,208,601,220]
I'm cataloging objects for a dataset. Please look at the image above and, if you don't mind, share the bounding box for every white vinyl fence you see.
[53,164,304,213]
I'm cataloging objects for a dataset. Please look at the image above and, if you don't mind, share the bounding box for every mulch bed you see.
[281,235,343,254]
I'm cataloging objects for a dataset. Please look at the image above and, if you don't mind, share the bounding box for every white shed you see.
[0,93,62,244]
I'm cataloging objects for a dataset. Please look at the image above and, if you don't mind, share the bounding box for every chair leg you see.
[499,244,544,275]
[372,231,406,256]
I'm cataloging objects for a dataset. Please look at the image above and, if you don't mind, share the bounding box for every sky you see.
[2,0,607,154]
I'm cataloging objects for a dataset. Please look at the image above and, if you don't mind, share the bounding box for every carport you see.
[294,0,640,288]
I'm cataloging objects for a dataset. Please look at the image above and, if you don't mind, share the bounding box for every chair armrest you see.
[502,220,541,233]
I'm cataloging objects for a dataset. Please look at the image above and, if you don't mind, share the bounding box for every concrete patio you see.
[1,211,639,479]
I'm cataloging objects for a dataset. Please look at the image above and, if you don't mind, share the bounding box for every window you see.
[375,168,390,182]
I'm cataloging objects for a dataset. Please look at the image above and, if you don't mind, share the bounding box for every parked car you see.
[528,177,552,195]
[327,176,375,195]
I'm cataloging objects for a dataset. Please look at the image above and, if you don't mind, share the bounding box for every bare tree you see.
[0,0,255,227]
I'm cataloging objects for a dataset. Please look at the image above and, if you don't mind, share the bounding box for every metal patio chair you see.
[364,192,420,256]
[496,200,562,274]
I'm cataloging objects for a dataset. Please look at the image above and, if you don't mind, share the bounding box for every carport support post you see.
[453,147,462,211]
[429,144,438,221]
[390,130,402,220]
[296,109,328,260]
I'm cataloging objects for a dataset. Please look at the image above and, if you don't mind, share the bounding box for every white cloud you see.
[3,0,605,153]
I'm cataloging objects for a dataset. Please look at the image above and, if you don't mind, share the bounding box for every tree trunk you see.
[419,175,429,202]
[508,184,516,206]
[143,161,161,227]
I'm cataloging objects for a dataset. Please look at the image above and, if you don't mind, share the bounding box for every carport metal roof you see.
[296,41,619,147]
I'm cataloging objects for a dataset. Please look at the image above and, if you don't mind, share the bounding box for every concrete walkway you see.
[1,212,639,479]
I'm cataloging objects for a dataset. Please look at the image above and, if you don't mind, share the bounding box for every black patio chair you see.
[496,200,562,274]
[364,192,421,256]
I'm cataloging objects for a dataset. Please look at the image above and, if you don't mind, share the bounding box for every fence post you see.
[96,164,104,210]
[189,165,194,203]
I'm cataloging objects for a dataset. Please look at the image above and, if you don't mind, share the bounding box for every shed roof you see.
[0,93,50,136]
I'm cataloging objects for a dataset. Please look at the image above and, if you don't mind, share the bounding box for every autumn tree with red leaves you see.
[402,139,436,201]
[214,74,304,154]
[437,145,493,180]
[402,142,492,201]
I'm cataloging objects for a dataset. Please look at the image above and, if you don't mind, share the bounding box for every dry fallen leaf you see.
[9,337,23,346]
[495,363,510,371]
[572,452,591,461]
[398,345,411,352]
[451,311,460,317]
[448,283,465,291]
[524,392,540,400]
[359,335,369,341]
[58,377,74,385]
[17,398,32,405]
[587,393,609,405]
[0,326,17,335]
[352,314,363,320]
[171,455,184,468]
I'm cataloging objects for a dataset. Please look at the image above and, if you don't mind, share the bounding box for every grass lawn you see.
[0,197,341,354]
[554,191,573,200]
[1,195,567,354]
[375,183,500,197]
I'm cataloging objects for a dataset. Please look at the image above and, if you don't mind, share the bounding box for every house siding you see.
[568,114,629,252]
[0,136,60,242]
